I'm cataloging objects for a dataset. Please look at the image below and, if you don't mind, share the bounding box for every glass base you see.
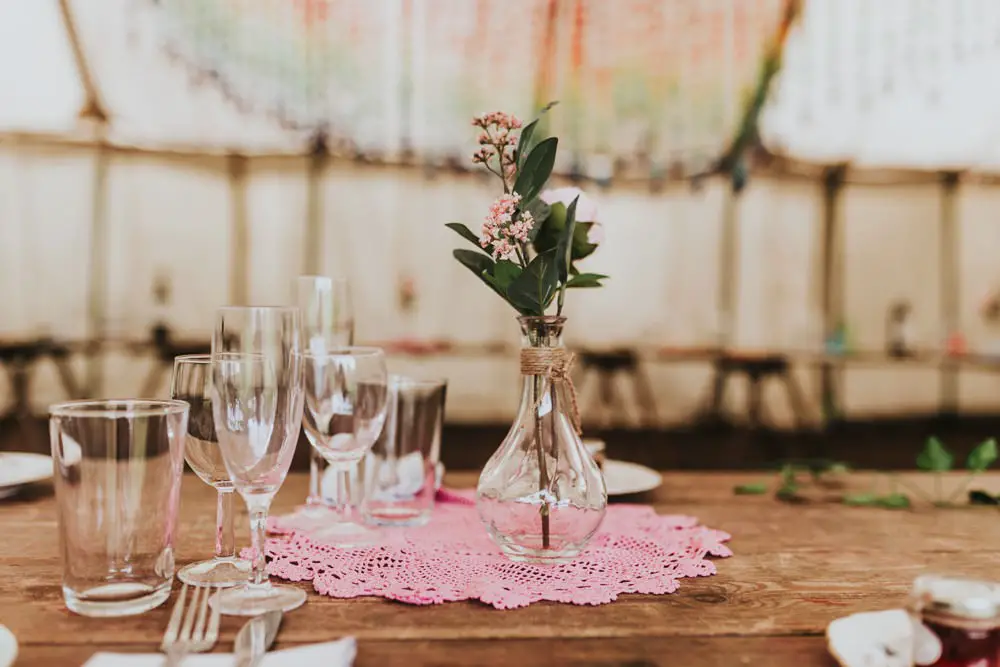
[364,506,431,528]
[209,583,307,616]
[64,581,172,617]
[497,543,582,565]
[278,504,338,533]
[178,557,251,588]
[311,520,380,548]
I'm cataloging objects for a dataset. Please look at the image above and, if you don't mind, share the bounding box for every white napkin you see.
[83,637,356,666]
[827,609,941,667]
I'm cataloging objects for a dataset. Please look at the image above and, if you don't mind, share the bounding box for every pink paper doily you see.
[260,490,732,609]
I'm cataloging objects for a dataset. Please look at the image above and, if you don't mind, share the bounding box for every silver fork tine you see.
[191,582,211,644]
[160,583,188,651]
[178,585,201,645]
[202,587,222,648]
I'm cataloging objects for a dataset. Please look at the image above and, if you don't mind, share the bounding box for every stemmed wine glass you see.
[289,276,354,529]
[209,306,306,615]
[299,347,388,546]
[170,355,251,587]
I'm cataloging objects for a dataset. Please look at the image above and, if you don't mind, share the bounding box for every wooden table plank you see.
[16,636,840,667]
[2,471,998,666]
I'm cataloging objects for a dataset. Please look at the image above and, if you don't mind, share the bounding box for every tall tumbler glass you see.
[210,306,306,616]
[363,376,447,527]
[170,355,250,587]
[50,399,188,617]
[294,275,354,529]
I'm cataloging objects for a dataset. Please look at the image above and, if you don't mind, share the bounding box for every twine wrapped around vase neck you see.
[520,347,582,435]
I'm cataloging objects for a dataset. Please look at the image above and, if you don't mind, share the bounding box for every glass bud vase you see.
[476,316,607,564]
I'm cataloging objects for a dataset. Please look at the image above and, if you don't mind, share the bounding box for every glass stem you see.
[248,504,271,587]
[307,448,324,506]
[215,488,236,560]
[534,374,551,549]
[330,464,354,523]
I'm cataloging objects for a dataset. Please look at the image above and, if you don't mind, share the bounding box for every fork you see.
[160,583,221,666]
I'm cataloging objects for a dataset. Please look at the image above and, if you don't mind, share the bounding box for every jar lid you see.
[911,575,1000,623]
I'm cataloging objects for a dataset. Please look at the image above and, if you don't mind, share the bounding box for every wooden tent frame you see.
[3,0,987,419]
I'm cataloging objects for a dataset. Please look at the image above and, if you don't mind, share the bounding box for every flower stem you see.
[534,372,550,549]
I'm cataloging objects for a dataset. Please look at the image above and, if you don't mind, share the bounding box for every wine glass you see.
[299,347,388,546]
[209,306,306,615]
[170,355,251,587]
[291,276,354,528]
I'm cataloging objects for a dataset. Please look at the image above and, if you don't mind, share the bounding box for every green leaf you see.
[513,137,557,204]
[733,483,768,495]
[453,248,493,276]
[917,436,953,472]
[775,465,799,499]
[967,438,998,472]
[779,464,797,486]
[533,201,565,254]
[875,493,911,509]
[571,222,599,260]
[525,198,551,243]
[843,493,879,506]
[453,249,508,306]
[445,222,483,249]
[515,119,538,168]
[515,101,558,168]
[555,197,578,284]
[506,249,559,315]
[566,272,608,288]
[969,490,1000,505]
[776,484,800,501]
[493,260,521,290]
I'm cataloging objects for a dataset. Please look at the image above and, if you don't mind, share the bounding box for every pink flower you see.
[470,111,523,171]
[480,192,533,261]
[540,186,599,223]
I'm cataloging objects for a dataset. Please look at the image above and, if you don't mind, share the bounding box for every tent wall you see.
[3,143,1000,424]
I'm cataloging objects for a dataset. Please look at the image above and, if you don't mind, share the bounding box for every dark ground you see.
[7,413,1000,471]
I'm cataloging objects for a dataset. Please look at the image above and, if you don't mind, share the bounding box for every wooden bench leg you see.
[631,365,659,427]
[139,362,168,398]
[783,371,811,431]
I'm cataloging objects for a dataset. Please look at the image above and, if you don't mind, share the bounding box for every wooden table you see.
[4,471,1000,666]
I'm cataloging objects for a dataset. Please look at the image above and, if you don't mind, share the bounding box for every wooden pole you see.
[939,171,961,417]
[819,165,846,423]
[228,154,250,306]
[58,0,111,395]
[303,133,328,276]
[57,0,107,123]
[717,182,740,347]
[83,137,110,396]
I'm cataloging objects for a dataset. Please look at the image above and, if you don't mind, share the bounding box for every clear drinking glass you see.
[299,347,388,546]
[363,376,447,527]
[49,399,188,617]
[170,355,251,587]
[291,275,354,530]
[209,306,307,615]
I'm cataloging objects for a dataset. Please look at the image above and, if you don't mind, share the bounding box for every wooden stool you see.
[575,348,658,427]
[699,350,811,430]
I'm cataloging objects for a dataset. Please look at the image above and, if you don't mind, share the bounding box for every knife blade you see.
[233,610,282,667]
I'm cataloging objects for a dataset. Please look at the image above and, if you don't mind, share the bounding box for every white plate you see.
[0,452,53,499]
[0,625,17,667]
[827,609,942,667]
[603,459,662,496]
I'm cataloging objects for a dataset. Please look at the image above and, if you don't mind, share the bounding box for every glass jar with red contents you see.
[909,575,1000,667]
